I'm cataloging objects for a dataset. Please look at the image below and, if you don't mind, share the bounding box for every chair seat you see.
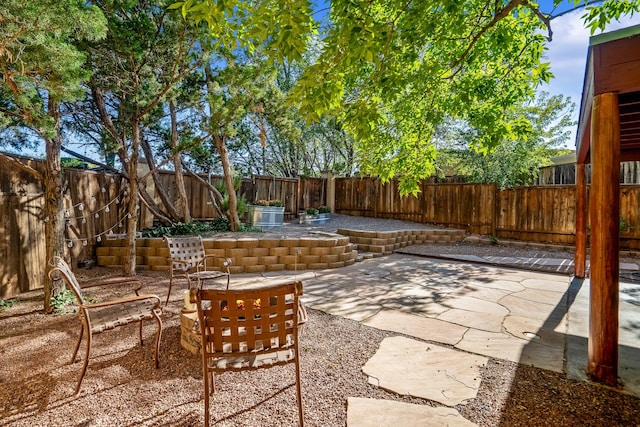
[210,349,295,370]
[190,271,229,282]
[89,299,161,333]
[48,256,163,395]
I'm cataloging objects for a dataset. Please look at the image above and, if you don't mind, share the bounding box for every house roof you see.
[575,24,640,164]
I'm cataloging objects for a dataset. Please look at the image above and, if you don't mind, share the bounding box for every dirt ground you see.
[1,215,639,426]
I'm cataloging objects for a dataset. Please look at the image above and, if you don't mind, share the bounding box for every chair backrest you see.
[196,281,303,368]
[48,256,86,305]
[165,236,206,268]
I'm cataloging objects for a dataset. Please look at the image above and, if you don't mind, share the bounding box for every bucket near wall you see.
[248,205,285,229]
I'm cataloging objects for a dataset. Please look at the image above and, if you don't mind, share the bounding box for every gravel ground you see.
[1,215,639,426]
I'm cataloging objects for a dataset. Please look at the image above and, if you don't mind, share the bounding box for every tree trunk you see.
[42,99,66,313]
[170,100,191,223]
[214,135,240,231]
[123,119,140,276]
[139,136,182,221]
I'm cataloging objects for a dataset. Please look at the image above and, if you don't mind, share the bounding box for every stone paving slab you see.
[363,310,468,345]
[347,398,478,427]
[456,329,564,372]
[567,279,640,396]
[309,295,381,322]
[437,308,504,333]
[362,336,487,406]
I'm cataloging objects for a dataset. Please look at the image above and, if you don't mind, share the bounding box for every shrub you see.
[306,207,319,216]
[51,289,78,313]
[254,199,282,207]
[0,299,17,311]
[318,206,331,214]
[141,218,233,237]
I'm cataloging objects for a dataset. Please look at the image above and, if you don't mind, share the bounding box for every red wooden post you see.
[588,92,620,386]
[574,163,587,278]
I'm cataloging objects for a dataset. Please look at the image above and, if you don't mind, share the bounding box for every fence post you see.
[296,176,302,215]
[491,183,498,237]
[321,171,336,213]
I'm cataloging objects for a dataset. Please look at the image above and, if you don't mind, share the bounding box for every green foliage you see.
[141,217,263,236]
[177,0,639,196]
[305,207,319,216]
[51,289,77,313]
[434,92,576,188]
[0,0,107,135]
[141,218,233,237]
[254,200,283,207]
[318,206,331,214]
[169,0,316,64]
[620,217,629,232]
[0,299,17,311]
[582,0,640,34]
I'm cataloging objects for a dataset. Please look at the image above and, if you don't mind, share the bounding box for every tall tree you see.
[0,0,106,312]
[231,39,357,178]
[434,92,576,188]
[82,0,203,275]
[201,54,278,231]
[175,0,640,195]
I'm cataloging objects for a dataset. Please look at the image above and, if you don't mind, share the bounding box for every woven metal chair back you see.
[196,281,304,426]
[197,281,302,366]
[166,236,206,269]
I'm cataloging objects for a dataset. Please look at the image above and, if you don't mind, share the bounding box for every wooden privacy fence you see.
[334,178,640,249]
[140,172,326,225]
[5,156,640,299]
[0,159,326,299]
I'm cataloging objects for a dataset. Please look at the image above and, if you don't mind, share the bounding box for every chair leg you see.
[204,368,210,427]
[75,329,92,395]
[71,324,84,364]
[165,277,173,306]
[295,354,304,426]
[152,310,163,368]
[139,320,144,346]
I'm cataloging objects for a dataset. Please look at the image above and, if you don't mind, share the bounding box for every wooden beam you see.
[574,163,587,278]
[588,92,620,386]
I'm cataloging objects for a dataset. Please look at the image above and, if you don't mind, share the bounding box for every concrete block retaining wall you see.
[96,228,466,272]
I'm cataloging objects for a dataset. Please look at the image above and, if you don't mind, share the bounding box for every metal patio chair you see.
[48,256,163,394]
[196,281,305,426]
[164,235,231,306]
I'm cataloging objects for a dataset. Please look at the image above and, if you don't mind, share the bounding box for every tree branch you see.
[448,0,524,79]
[522,0,553,41]
[183,164,225,217]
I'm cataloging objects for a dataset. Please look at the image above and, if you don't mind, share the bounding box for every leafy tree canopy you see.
[0,0,107,138]
[435,92,576,188]
[170,1,639,194]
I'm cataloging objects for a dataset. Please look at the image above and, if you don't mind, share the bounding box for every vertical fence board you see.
[6,154,640,300]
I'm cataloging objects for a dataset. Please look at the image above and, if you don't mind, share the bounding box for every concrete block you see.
[213,239,237,249]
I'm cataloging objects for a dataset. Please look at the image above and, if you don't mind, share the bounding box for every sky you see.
[536,1,640,147]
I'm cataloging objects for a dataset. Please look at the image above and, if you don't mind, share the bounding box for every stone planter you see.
[248,205,284,229]
[299,212,330,225]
